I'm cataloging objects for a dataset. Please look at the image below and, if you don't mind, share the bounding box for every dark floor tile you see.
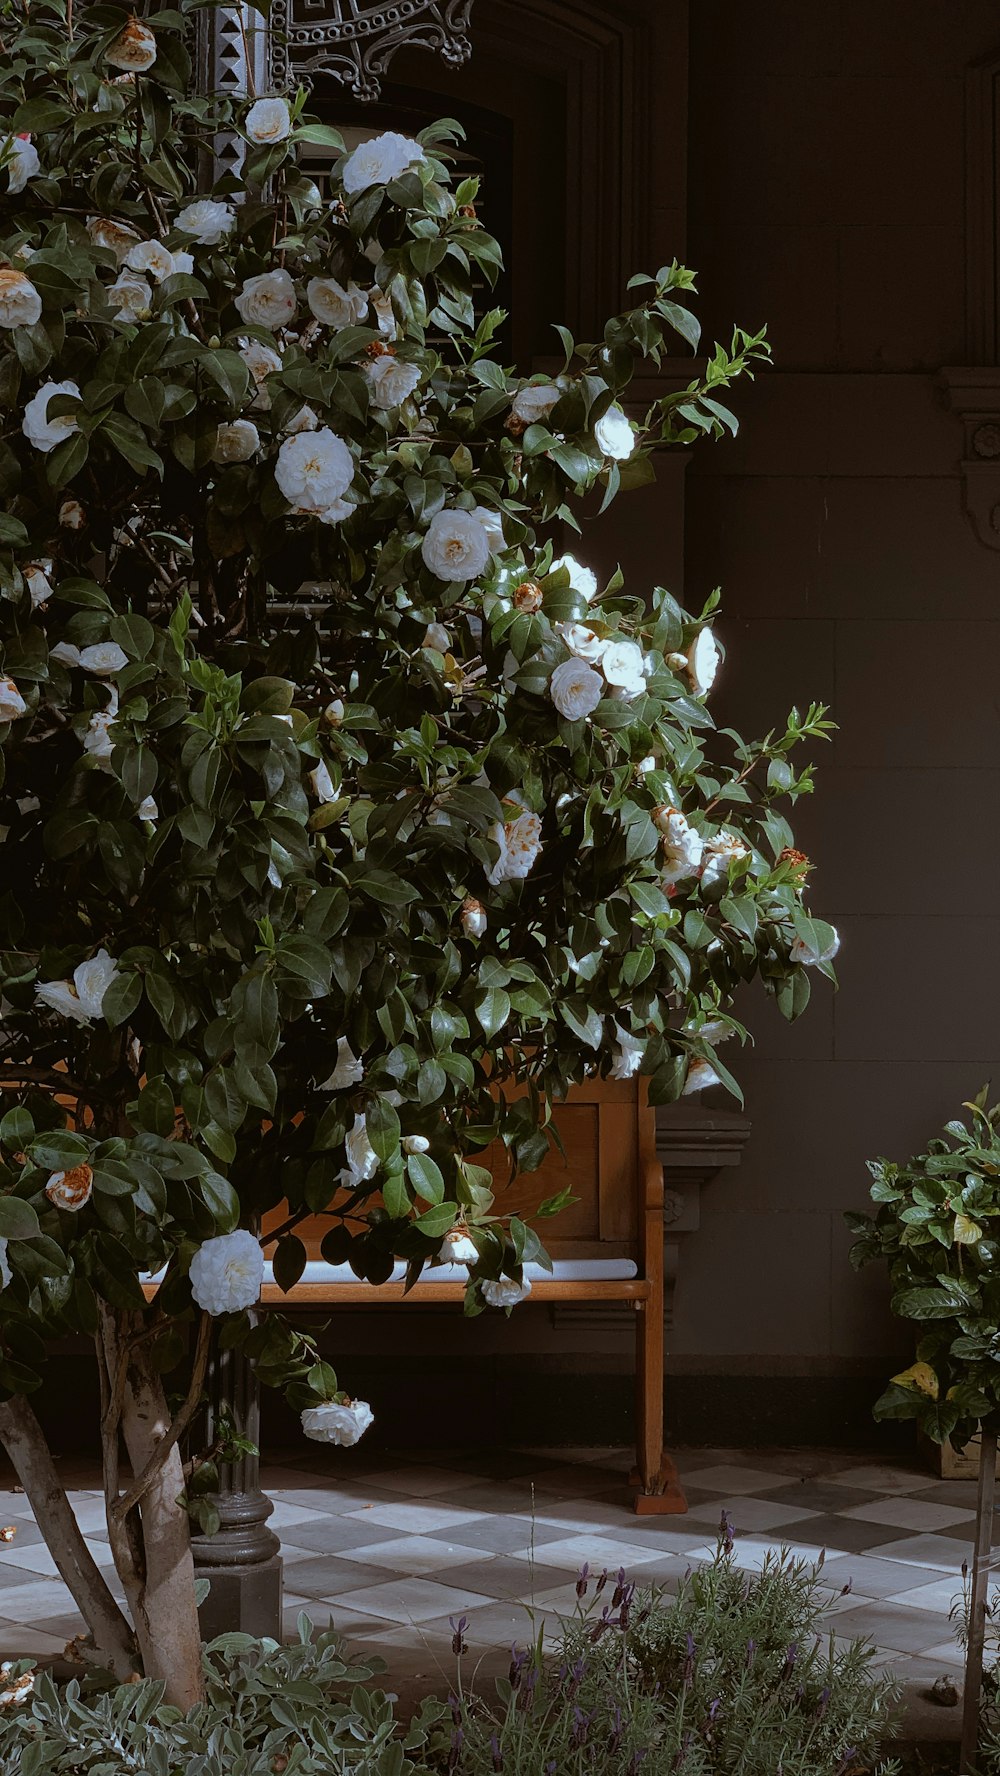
[759,1482,896,1514]
[917,1481,979,1509]
[429,1482,565,1515]
[279,1518,414,1556]
[281,1556,403,1599]
[422,1517,570,1555]
[433,1451,555,1481]
[783,1515,917,1555]
[829,1602,955,1656]
[439,1558,582,1601]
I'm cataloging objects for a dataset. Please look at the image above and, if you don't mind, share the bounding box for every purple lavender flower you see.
[508,1645,527,1689]
[450,1615,468,1657]
[576,1561,591,1599]
[682,1631,697,1689]
[490,1732,503,1772]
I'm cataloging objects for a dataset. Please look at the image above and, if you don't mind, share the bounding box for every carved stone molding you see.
[940,368,1000,550]
[269,0,475,97]
[554,1101,750,1331]
[965,47,1000,363]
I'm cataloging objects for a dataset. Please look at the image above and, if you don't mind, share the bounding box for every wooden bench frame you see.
[262,1077,687,1515]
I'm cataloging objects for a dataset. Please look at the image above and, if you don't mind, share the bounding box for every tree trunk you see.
[0,1393,138,1680]
[116,1337,205,1709]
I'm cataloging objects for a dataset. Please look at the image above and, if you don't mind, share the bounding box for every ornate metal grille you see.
[268,1,475,99]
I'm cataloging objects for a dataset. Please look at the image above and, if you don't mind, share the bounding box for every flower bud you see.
[513,579,542,613]
[324,698,345,726]
[461,896,486,938]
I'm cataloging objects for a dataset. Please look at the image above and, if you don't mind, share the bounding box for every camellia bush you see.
[850,1086,1000,1449]
[0,0,837,1709]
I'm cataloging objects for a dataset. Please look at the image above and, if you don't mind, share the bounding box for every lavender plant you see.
[444,1527,899,1776]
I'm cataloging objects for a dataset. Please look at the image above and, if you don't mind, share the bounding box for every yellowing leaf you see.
[954,1214,983,1245]
[890,1361,939,1400]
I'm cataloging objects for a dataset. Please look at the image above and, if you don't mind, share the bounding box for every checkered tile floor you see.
[0,1444,975,1699]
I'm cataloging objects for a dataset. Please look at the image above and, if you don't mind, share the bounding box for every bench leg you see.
[630,1299,687,1514]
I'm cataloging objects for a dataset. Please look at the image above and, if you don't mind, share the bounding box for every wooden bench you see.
[262,1076,687,1514]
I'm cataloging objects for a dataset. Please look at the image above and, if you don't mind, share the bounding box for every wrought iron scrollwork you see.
[268,0,475,98]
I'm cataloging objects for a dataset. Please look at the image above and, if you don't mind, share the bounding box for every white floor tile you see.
[825,1465,938,1495]
[685,1495,820,1532]
[840,1498,975,1532]
[345,1502,489,1533]
[328,1577,503,1626]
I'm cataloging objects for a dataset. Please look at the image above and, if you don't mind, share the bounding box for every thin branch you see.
[111,1313,212,1521]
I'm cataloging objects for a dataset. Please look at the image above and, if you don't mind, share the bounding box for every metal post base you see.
[196,1554,284,1642]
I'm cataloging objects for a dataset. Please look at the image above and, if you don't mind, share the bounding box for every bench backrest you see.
[263,1076,656,1264]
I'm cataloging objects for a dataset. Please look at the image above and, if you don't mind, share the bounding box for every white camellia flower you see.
[601,638,646,696]
[402,1134,430,1154]
[245,96,291,145]
[483,1276,532,1308]
[0,267,41,329]
[285,404,319,435]
[212,419,260,464]
[45,1164,94,1212]
[682,1057,722,1096]
[79,642,128,676]
[36,949,119,1024]
[318,497,354,526]
[275,427,353,514]
[342,1112,378,1185]
[306,276,368,328]
[301,1398,374,1446]
[176,199,235,246]
[240,336,282,407]
[700,830,752,891]
[308,758,337,802]
[790,925,841,967]
[105,14,157,70]
[83,710,115,765]
[171,250,194,276]
[189,1230,264,1316]
[550,554,597,603]
[461,896,487,938]
[51,641,80,667]
[0,1239,9,1290]
[24,563,52,608]
[486,809,543,885]
[0,679,26,722]
[22,379,81,453]
[609,1026,645,1080]
[325,698,345,726]
[342,131,425,194]
[137,795,158,822]
[556,621,604,663]
[370,287,395,337]
[594,403,635,460]
[512,382,560,425]
[365,353,421,409]
[657,808,704,888]
[59,497,85,529]
[3,136,40,195]
[439,1229,479,1267]
[550,658,603,721]
[422,622,450,653]
[124,239,175,283]
[421,508,491,582]
[108,274,151,323]
[471,505,506,552]
[235,268,297,330]
[322,1036,364,1091]
[687,627,721,696]
[86,216,141,260]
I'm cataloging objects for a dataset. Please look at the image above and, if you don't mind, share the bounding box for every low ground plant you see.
[445,1527,900,1775]
[0,1618,447,1775]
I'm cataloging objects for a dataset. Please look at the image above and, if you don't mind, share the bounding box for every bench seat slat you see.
[262,1277,650,1305]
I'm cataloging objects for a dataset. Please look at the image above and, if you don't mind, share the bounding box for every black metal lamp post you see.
[190,1333,283,1640]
